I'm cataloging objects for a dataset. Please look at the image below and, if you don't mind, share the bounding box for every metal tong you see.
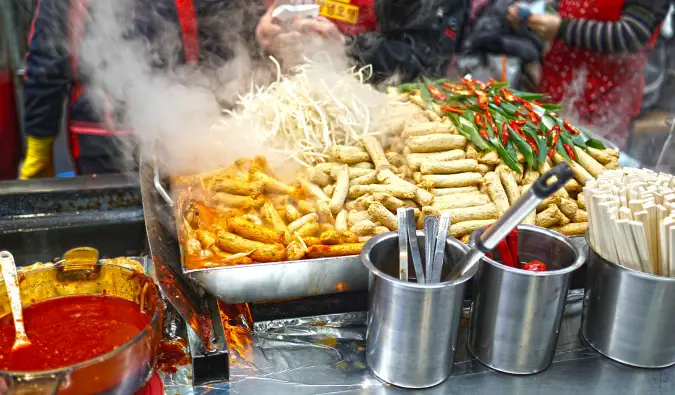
[397,209,451,284]
[397,208,425,283]
[445,162,574,281]
[423,214,451,283]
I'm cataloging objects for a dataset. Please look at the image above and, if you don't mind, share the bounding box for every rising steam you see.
[77,0,373,178]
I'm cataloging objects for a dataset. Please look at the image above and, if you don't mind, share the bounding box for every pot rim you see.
[360,230,476,289]
[470,225,587,277]
[585,232,675,283]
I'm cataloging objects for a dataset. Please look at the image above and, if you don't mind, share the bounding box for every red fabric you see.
[133,373,164,395]
[539,0,658,148]
[0,71,20,180]
[316,0,375,36]
[175,0,200,64]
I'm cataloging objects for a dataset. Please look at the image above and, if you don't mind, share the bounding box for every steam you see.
[77,0,366,177]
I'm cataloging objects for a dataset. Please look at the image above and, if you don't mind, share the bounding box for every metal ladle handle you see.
[445,162,574,281]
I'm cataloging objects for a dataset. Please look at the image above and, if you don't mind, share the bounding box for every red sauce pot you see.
[0,261,164,395]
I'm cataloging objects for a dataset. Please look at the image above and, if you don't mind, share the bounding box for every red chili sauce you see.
[0,295,151,371]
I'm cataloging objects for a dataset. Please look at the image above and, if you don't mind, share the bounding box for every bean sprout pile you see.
[214,57,388,167]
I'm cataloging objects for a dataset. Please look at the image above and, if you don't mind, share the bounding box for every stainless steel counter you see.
[0,174,145,264]
[163,300,675,395]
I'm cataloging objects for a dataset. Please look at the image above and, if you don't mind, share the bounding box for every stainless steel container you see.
[468,225,586,374]
[581,240,675,368]
[360,232,475,388]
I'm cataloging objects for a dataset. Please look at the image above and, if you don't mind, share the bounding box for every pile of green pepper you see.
[398,77,606,174]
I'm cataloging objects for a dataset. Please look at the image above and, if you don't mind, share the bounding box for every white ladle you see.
[0,251,31,351]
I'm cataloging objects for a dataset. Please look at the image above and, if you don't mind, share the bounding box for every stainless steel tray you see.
[147,155,368,304]
[183,255,368,304]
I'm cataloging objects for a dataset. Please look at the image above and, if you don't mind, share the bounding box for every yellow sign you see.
[316,0,359,24]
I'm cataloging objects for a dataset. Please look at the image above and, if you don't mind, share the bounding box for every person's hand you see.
[506,7,561,41]
[527,13,562,41]
[293,17,345,44]
[256,6,302,57]
[256,5,345,57]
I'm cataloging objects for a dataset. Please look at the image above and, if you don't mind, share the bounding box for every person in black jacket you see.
[257,0,470,83]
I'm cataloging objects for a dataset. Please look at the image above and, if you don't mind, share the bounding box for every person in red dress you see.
[508,0,670,149]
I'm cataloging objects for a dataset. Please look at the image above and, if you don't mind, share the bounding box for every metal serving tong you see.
[445,162,574,281]
[397,209,451,284]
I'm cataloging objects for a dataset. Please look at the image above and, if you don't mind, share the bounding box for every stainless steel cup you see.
[361,231,475,388]
[468,225,586,374]
[581,239,675,368]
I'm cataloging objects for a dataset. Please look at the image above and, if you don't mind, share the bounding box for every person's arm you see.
[21,0,71,179]
[347,0,463,83]
[557,0,671,53]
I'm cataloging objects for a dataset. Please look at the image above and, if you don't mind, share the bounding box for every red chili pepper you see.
[545,125,561,137]
[493,94,502,106]
[509,121,526,138]
[478,129,490,140]
[515,120,527,127]
[563,120,580,135]
[564,143,576,161]
[526,137,539,154]
[461,77,476,88]
[500,88,516,102]
[474,113,486,128]
[501,124,509,146]
[506,229,519,267]
[440,105,465,114]
[521,260,548,272]
[496,240,515,267]
[428,85,446,101]
[477,94,489,110]
[514,110,527,119]
[551,131,560,148]
[484,111,497,131]
[527,111,540,124]
[442,82,462,91]
[549,112,558,117]
[515,97,535,113]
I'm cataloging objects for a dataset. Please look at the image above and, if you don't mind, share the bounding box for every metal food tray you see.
[150,159,368,304]
[183,255,368,304]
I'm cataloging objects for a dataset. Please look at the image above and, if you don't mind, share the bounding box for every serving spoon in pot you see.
[0,251,32,351]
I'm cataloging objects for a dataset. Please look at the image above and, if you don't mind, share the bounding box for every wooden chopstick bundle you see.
[586,168,675,277]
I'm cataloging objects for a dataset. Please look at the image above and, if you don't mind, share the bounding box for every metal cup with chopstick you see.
[445,162,574,281]
[0,251,31,351]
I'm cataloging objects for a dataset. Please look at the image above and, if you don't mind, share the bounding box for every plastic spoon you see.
[0,251,31,351]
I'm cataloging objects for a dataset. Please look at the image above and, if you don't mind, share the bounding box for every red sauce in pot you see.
[0,295,151,371]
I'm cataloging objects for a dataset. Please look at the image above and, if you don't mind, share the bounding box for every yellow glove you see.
[20,136,55,180]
